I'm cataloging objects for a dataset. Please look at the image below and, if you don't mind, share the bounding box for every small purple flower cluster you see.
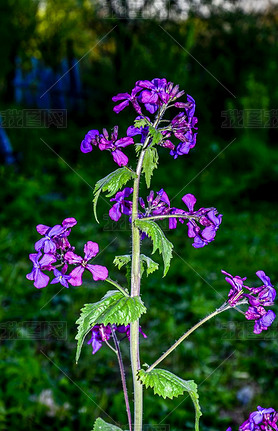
[81,78,198,166]
[26,218,108,288]
[227,405,278,430]
[87,324,147,354]
[222,270,276,334]
[109,188,222,248]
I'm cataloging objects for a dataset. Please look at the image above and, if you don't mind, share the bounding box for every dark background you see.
[1,1,278,430]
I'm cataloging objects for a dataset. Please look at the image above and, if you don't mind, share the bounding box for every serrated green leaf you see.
[135,220,173,276]
[140,254,159,276]
[138,369,202,431]
[75,291,146,363]
[114,254,159,278]
[148,125,163,146]
[93,417,123,431]
[113,255,131,270]
[93,167,136,222]
[142,147,159,188]
[134,118,149,129]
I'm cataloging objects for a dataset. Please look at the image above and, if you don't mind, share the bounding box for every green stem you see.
[146,304,231,373]
[105,277,130,297]
[130,150,145,431]
[130,110,165,431]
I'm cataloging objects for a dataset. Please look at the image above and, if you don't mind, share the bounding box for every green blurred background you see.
[1,1,278,430]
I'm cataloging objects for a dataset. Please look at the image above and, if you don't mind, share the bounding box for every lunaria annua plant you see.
[27,78,276,431]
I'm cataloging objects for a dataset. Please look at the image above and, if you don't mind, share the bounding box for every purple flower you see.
[80,126,134,166]
[253,310,276,334]
[80,130,100,153]
[87,324,112,354]
[87,324,147,355]
[182,194,222,248]
[65,241,108,286]
[50,265,71,288]
[222,270,276,334]
[35,224,65,253]
[26,252,56,289]
[98,126,134,167]
[112,86,143,115]
[109,187,133,221]
[139,189,181,231]
[35,218,77,253]
[136,78,168,113]
[136,79,185,114]
[228,406,278,431]
[170,131,197,159]
[221,270,247,306]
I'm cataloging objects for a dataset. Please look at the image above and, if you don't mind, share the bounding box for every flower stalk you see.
[111,329,133,431]
[146,304,231,373]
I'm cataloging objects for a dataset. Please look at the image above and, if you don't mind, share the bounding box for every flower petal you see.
[68,266,85,286]
[86,264,109,281]
[182,194,196,211]
[84,241,99,260]
[112,149,128,166]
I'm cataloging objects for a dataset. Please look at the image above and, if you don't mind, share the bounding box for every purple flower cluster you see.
[113,78,185,115]
[81,126,134,167]
[222,270,276,334]
[227,405,278,430]
[108,188,222,248]
[182,194,222,248]
[87,323,147,354]
[81,78,198,164]
[26,218,108,289]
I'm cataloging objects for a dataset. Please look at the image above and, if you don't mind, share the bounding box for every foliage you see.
[75,291,146,362]
[138,368,201,431]
[135,220,173,277]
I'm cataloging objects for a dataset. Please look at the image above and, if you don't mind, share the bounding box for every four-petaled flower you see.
[98,126,134,166]
[109,187,133,221]
[50,265,71,288]
[80,126,134,166]
[26,252,56,289]
[65,241,108,286]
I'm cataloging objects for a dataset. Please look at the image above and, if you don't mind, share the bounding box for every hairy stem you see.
[130,149,145,431]
[146,304,231,373]
[130,110,165,431]
[112,329,133,431]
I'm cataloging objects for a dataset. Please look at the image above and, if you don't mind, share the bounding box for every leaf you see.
[135,219,173,276]
[75,291,147,363]
[142,147,159,188]
[138,368,202,431]
[113,255,131,270]
[140,254,159,276]
[93,167,136,222]
[93,417,123,431]
[114,254,159,277]
[148,125,163,146]
[134,118,149,129]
